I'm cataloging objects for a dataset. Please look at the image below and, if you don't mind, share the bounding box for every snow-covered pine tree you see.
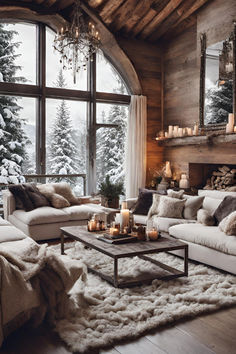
[96,78,127,186]
[0,24,29,184]
[205,80,233,124]
[48,69,82,185]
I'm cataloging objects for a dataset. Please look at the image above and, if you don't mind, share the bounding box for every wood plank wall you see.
[163,0,236,179]
[117,37,163,184]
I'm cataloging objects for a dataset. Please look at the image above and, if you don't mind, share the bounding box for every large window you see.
[0,21,130,195]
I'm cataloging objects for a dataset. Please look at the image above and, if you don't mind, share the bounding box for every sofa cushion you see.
[133,214,147,225]
[12,206,70,226]
[183,195,204,220]
[169,223,236,256]
[152,216,196,233]
[214,196,236,224]
[202,197,222,215]
[0,217,11,226]
[157,196,186,218]
[53,182,79,205]
[8,184,34,211]
[62,205,102,221]
[131,188,166,216]
[147,194,162,219]
[167,189,184,199]
[0,225,27,243]
[23,183,50,208]
[219,211,236,236]
[197,209,215,226]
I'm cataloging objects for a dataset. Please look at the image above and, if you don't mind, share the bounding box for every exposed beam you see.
[149,0,212,41]
[110,0,140,31]
[162,14,196,41]
[88,0,105,8]
[99,0,125,22]
[140,0,185,39]
[130,8,157,37]
[41,0,58,8]
[121,0,153,34]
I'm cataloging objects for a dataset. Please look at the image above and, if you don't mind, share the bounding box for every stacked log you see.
[204,166,236,191]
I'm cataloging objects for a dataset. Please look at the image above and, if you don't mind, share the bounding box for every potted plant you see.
[98,176,124,209]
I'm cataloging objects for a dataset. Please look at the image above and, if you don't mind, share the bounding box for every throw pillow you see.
[8,184,34,212]
[147,194,162,219]
[214,196,236,224]
[219,211,236,235]
[157,196,186,219]
[53,182,79,205]
[48,193,70,209]
[183,195,204,220]
[131,188,166,216]
[23,183,50,208]
[197,209,215,226]
[167,189,184,199]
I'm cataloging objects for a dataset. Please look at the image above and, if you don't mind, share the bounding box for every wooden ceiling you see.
[0,0,212,41]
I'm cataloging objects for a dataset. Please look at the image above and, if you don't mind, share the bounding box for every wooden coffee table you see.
[60,226,188,288]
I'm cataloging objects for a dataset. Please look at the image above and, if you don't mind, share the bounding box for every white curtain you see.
[125,95,147,198]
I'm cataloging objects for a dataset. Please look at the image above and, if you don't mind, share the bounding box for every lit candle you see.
[120,209,130,230]
[88,220,96,231]
[165,132,168,138]
[187,128,193,136]
[178,128,183,137]
[121,201,128,210]
[193,124,199,136]
[146,228,159,241]
[234,126,236,133]
[227,113,234,133]
[173,125,179,137]
[110,228,119,236]
[168,125,173,138]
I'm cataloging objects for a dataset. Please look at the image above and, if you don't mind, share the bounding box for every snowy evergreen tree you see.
[48,70,82,185]
[205,80,233,124]
[0,24,29,184]
[96,79,127,186]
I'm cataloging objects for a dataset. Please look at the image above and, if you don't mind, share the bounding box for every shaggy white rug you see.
[50,242,236,353]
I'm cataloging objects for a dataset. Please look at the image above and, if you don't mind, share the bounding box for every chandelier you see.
[53,0,101,83]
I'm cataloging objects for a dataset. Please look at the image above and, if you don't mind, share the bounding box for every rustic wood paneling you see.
[118,37,163,184]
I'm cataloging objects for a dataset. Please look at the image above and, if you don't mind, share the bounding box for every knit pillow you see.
[157,196,186,219]
[219,211,236,235]
[197,209,215,226]
[167,189,184,199]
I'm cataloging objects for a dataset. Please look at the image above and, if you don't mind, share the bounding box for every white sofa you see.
[127,190,236,275]
[2,190,117,241]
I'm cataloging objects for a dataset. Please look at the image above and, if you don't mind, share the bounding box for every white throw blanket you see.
[0,238,87,346]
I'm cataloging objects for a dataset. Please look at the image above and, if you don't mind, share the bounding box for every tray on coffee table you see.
[60,226,188,288]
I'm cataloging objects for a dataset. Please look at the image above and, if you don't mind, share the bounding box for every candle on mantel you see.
[193,124,199,136]
[168,125,173,138]
[234,126,236,133]
[165,132,168,138]
[187,127,193,136]
[173,125,179,137]
[178,128,183,137]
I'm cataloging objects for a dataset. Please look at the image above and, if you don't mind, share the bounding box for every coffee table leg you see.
[184,245,188,276]
[61,233,65,255]
[114,258,118,287]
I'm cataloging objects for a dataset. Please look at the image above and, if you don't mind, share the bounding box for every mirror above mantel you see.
[199,22,236,131]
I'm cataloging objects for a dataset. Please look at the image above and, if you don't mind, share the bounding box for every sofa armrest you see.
[2,190,15,220]
[124,198,138,210]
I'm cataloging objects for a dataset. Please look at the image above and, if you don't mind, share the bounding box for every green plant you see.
[98,176,124,200]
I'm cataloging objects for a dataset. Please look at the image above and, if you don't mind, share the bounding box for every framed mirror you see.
[199,23,236,130]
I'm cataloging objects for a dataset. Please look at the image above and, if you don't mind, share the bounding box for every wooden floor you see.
[0,306,236,354]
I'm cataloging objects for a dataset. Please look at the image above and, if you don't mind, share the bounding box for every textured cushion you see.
[219,211,236,236]
[49,193,70,208]
[198,189,236,199]
[0,225,27,243]
[131,188,166,216]
[62,205,104,221]
[167,189,184,199]
[152,216,196,233]
[169,223,236,256]
[147,194,162,219]
[53,182,80,205]
[157,196,186,218]
[0,217,11,226]
[214,196,236,225]
[202,197,222,215]
[8,184,34,211]
[183,195,204,220]
[23,183,50,208]
[12,206,70,226]
[197,209,215,226]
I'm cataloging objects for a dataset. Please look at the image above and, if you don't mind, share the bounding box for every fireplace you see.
[189,163,236,189]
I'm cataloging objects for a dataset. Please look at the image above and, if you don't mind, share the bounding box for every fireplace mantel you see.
[157,133,236,147]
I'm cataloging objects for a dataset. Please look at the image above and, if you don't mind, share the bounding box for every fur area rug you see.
[50,242,236,353]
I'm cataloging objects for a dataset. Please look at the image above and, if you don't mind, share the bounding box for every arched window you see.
[0,21,130,195]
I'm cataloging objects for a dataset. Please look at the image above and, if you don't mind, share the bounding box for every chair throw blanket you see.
[0,238,87,346]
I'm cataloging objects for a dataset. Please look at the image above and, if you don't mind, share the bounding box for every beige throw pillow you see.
[147,194,161,219]
[37,184,71,208]
[197,209,215,226]
[53,182,80,205]
[219,211,236,235]
[157,196,186,219]
[183,195,204,220]
[167,189,184,199]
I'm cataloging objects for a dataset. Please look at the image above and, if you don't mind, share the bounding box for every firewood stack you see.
[204,166,236,191]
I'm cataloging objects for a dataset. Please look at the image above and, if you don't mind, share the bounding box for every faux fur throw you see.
[197,208,215,226]
[0,238,87,346]
[219,211,236,235]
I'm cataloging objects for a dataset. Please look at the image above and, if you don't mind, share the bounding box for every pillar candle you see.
[187,127,193,136]
[227,113,234,133]
[234,126,236,133]
[178,128,183,137]
[165,132,168,138]
[168,125,173,138]
[121,209,130,229]
[173,125,179,137]
[121,201,128,210]
[193,124,199,136]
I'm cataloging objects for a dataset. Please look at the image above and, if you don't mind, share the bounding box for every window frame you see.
[0,22,130,194]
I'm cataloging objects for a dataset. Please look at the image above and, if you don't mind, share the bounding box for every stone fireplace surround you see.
[189,163,236,189]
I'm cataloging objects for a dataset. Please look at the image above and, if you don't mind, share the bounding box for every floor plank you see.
[146,326,214,354]
[114,336,166,354]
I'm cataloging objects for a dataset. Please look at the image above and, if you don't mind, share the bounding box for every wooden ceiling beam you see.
[121,0,153,34]
[140,0,185,39]
[149,0,212,41]
[130,8,157,37]
[41,0,58,8]
[99,0,125,22]
[87,0,105,8]
[162,14,197,41]
[109,0,141,31]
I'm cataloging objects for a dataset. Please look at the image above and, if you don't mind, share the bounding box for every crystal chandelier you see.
[53,0,101,83]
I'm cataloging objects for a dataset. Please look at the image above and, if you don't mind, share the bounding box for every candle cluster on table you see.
[156,124,199,140]
[226,113,235,133]
[146,228,159,241]
[88,213,106,232]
